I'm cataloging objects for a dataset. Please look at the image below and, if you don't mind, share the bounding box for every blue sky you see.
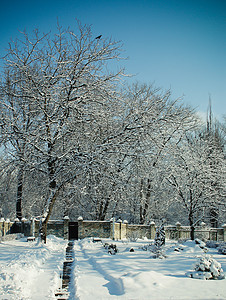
[0,0,225,121]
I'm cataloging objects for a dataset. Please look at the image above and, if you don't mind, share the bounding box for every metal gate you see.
[68,222,78,240]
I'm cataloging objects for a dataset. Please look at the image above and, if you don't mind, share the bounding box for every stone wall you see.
[46,220,64,238]
[165,223,226,242]
[0,218,68,240]
[76,219,226,242]
[126,224,154,240]
[1,217,226,242]
[0,218,14,237]
[78,219,111,239]
[33,219,69,239]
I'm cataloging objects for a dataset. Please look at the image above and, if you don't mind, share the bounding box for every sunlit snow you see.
[0,236,225,299]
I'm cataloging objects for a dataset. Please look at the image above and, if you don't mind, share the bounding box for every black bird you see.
[95,35,102,40]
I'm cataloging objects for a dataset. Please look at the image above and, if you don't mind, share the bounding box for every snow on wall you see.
[1,218,226,241]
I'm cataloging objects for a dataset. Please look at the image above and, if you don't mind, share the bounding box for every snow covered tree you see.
[1,21,124,242]
[0,71,36,220]
[165,120,225,239]
[203,104,225,227]
[113,83,195,224]
[154,223,165,248]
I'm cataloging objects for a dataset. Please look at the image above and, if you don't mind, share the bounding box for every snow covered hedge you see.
[187,254,225,280]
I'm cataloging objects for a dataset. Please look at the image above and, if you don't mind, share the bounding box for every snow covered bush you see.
[218,243,226,255]
[104,243,118,255]
[195,238,207,250]
[140,243,153,251]
[205,240,220,249]
[187,254,225,280]
[174,244,185,252]
[151,247,166,259]
[205,241,226,255]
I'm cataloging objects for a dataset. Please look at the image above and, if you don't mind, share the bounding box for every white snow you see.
[0,236,225,299]
[0,235,67,300]
[70,238,226,300]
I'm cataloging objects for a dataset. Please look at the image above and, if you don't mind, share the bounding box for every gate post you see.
[78,216,83,239]
[176,222,181,240]
[110,218,115,240]
[149,221,156,239]
[223,224,226,242]
[0,218,5,237]
[63,216,70,240]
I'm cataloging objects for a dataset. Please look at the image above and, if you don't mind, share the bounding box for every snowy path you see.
[70,239,226,300]
[0,236,67,300]
[70,240,125,299]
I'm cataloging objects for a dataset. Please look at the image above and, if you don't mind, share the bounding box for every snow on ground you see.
[0,235,67,300]
[70,238,226,300]
[0,236,225,300]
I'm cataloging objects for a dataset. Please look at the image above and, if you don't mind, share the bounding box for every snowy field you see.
[0,236,226,300]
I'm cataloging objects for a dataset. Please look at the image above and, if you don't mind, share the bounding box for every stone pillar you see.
[21,218,27,235]
[78,216,83,239]
[0,218,5,237]
[176,222,181,240]
[34,220,40,238]
[223,224,226,242]
[149,221,156,239]
[5,219,10,235]
[63,216,70,240]
[123,220,128,239]
[110,218,115,240]
[30,218,35,237]
[118,219,122,240]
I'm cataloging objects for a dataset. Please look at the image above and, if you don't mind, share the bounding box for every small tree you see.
[154,223,165,249]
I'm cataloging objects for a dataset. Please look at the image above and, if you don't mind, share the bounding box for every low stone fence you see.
[77,219,226,242]
[1,217,226,242]
[0,218,14,238]
[165,222,225,241]
[78,219,112,239]
[0,218,69,240]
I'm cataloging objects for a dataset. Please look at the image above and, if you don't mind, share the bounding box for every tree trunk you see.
[16,165,24,220]
[139,179,151,224]
[189,211,195,240]
[40,189,60,243]
[98,198,109,221]
[40,220,48,243]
